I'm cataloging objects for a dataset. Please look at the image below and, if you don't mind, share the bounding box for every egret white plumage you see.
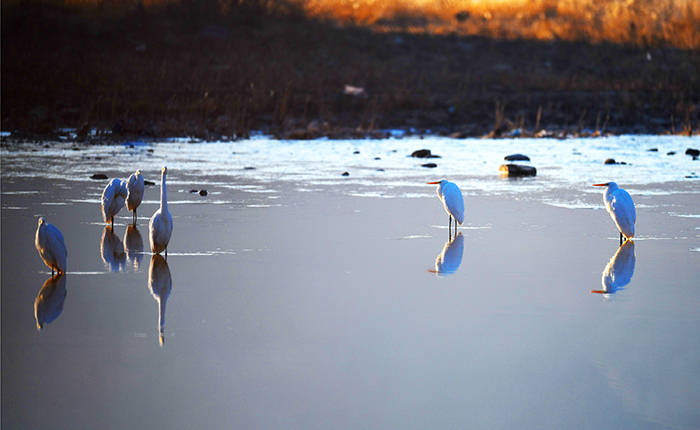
[101,178,128,226]
[35,217,67,275]
[149,166,173,256]
[427,179,464,236]
[126,170,145,225]
[593,182,636,244]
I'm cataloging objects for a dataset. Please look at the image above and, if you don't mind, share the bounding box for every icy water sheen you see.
[2,135,700,429]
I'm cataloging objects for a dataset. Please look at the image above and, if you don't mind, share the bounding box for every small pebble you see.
[353,150,360,155]
[647,148,658,152]
[341,171,350,176]
[667,151,676,155]
[144,180,156,186]
[90,174,108,180]
[244,166,256,170]
[421,163,438,168]
[199,190,208,196]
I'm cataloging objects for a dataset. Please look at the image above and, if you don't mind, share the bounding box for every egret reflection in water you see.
[429,232,464,276]
[592,240,636,297]
[34,273,67,330]
[124,225,144,270]
[148,254,172,346]
[101,226,126,272]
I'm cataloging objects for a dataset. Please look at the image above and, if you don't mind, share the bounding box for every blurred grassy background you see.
[2,0,698,139]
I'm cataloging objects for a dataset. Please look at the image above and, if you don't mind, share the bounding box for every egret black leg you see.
[619,232,623,245]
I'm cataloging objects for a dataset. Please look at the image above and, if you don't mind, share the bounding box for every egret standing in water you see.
[126,170,145,225]
[427,179,464,237]
[593,182,636,244]
[149,166,173,256]
[35,217,67,275]
[101,178,127,226]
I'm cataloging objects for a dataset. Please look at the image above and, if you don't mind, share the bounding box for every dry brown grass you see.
[304,0,700,49]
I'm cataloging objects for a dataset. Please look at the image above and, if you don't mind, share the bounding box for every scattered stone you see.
[499,164,537,177]
[604,158,617,165]
[189,189,199,193]
[667,151,676,155]
[411,149,441,158]
[504,153,530,161]
[90,173,108,180]
[374,157,381,160]
[144,180,156,186]
[376,168,385,172]
[686,148,699,159]
[647,148,658,152]
[243,166,256,170]
[199,189,208,196]
[147,149,154,153]
[421,163,438,168]
[341,171,350,176]
[353,150,360,154]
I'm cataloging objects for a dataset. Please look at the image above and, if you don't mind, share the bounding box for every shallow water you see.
[2,136,700,429]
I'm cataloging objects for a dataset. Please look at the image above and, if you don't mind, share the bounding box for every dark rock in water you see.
[421,163,438,168]
[504,153,530,161]
[376,168,385,172]
[647,148,658,152]
[619,161,628,165]
[244,166,256,170]
[341,171,350,176]
[604,158,617,165]
[199,189,208,196]
[686,148,699,159]
[667,151,676,155]
[374,157,381,160]
[499,164,537,177]
[90,173,108,180]
[189,189,198,193]
[144,180,156,186]
[411,149,441,158]
[353,150,360,154]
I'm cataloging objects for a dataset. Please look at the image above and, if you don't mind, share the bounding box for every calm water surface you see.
[2,136,700,429]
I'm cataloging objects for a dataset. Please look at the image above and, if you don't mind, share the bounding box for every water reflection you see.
[100,226,126,272]
[123,225,144,270]
[592,240,636,297]
[429,233,464,276]
[148,255,172,346]
[34,274,67,330]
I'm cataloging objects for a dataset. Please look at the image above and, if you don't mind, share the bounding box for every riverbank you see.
[2,1,699,142]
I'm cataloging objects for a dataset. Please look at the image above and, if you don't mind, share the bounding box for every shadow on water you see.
[148,254,172,347]
[34,273,67,331]
[592,240,636,298]
[101,226,126,272]
[428,232,464,276]
[124,225,144,271]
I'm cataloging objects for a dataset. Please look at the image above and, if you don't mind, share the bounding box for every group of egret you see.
[427,179,636,244]
[35,166,172,275]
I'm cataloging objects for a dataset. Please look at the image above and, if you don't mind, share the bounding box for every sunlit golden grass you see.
[303,0,700,48]
[19,0,699,48]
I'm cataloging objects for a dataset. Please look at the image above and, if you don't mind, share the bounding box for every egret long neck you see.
[160,172,168,209]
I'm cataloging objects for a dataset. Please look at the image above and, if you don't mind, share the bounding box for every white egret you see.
[35,217,67,275]
[101,178,128,226]
[428,233,464,276]
[149,166,173,256]
[34,273,67,331]
[126,170,145,225]
[592,240,635,296]
[593,182,636,244]
[148,254,172,346]
[427,179,464,236]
